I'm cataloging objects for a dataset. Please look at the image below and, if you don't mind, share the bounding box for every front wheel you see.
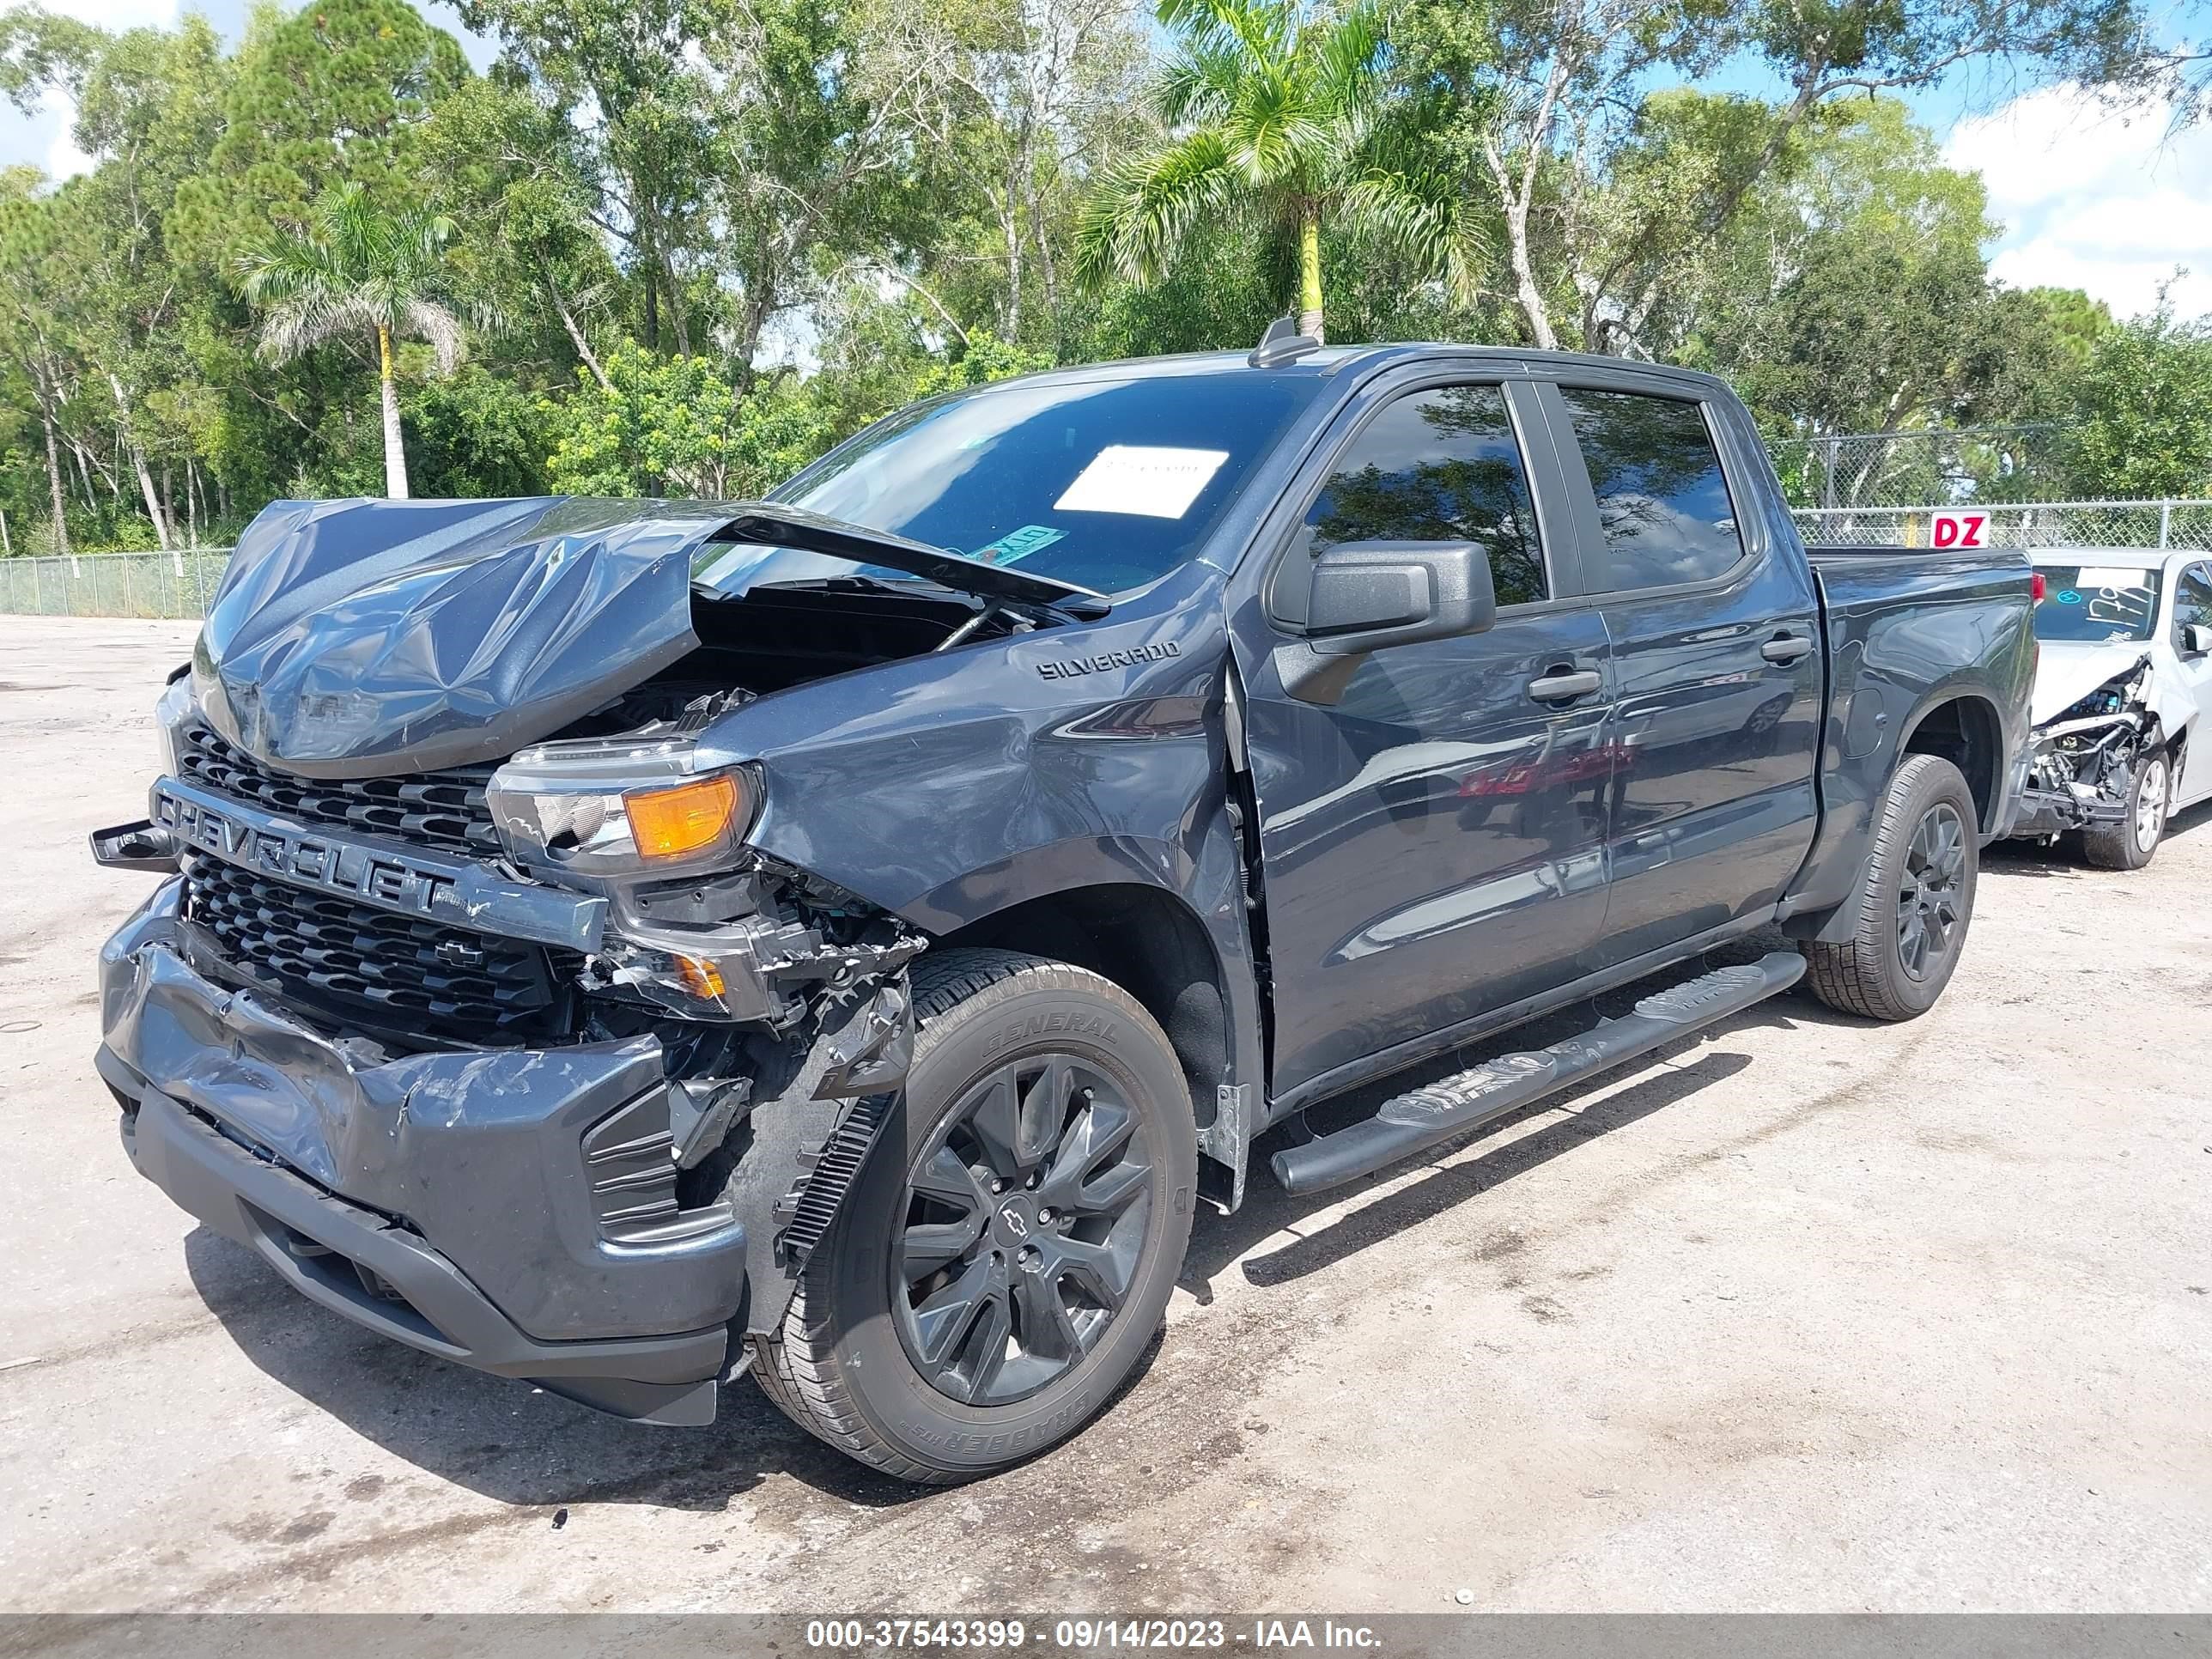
[2081,750,2170,870]
[1803,753,1979,1022]
[751,949,1197,1483]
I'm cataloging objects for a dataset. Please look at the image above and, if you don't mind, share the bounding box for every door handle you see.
[1526,668,1602,702]
[1760,634,1814,665]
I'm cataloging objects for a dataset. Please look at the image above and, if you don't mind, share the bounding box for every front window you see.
[695,372,1324,599]
[2033,564,2160,642]
[1294,384,1547,605]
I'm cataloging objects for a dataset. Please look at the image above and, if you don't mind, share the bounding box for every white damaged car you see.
[2014,549,2212,867]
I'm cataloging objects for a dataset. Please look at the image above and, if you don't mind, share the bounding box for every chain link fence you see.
[1794,499,2212,553]
[0,549,233,618]
[1770,425,2075,510]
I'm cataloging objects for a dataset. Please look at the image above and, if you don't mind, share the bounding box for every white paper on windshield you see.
[1053,446,1230,520]
[2073,565,2155,590]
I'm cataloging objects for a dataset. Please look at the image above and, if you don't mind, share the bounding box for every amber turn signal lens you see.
[674,955,727,1000]
[622,774,740,860]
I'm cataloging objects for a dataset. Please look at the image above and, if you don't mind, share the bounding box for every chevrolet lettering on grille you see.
[157,787,456,915]
[146,775,609,952]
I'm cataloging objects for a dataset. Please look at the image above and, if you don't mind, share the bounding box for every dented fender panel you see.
[691,562,1240,931]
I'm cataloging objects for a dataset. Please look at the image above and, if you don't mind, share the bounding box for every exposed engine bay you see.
[2020,655,2160,833]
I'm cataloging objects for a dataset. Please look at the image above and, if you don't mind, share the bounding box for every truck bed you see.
[1780,541,2036,927]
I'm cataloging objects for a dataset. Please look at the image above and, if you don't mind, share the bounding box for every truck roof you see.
[969,341,1736,398]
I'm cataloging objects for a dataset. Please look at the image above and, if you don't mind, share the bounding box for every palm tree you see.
[1075,0,1479,343]
[237,183,489,499]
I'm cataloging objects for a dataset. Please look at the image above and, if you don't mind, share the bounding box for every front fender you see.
[691,565,1233,923]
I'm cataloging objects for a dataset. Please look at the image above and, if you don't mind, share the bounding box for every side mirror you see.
[1273,539,1498,705]
[2183,623,2212,658]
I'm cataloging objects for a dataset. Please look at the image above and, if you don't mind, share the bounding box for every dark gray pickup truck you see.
[92,338,2035,1481]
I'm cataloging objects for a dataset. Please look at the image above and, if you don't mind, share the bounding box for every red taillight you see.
[2030,572,2047,602]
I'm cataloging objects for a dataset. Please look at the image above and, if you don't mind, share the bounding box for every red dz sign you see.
[1930,511,1989,549]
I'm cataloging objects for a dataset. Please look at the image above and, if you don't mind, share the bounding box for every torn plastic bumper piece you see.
[119,1085,727,1425]
[89,818,181,873]
[96,884,746,1425]
[2009,780,2130,838]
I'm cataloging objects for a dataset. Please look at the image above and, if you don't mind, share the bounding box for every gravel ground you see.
[3,614,2208,1614]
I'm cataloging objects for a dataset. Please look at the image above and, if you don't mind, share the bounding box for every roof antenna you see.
[1249,314,1321,368]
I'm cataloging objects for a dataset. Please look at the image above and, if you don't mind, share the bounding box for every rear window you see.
[697,372,1323,598]
[2033,564,2160,642]
[1559,387,1746,590]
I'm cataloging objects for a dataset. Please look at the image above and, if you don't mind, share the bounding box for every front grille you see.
[176,722,501,860]
[184,854,571,1042]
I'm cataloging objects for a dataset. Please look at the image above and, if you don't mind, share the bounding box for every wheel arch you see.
[929,883,1232,1137]
[1899,692,2006,834]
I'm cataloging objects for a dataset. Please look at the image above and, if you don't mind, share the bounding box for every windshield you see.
[693,371,1323,598]
[2033,563,2161,642]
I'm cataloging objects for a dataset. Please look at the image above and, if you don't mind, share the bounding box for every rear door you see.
[1534,376,1824,965]
[1232,371,1615,1102]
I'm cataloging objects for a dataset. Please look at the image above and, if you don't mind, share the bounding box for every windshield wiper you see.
[710,503,1112,619]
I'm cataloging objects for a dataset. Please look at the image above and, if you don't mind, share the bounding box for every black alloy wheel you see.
[749,948,1197,1484]
[894,1054,1153,1406]
[1802,752,1979,1021]
[1895,799,1966,981]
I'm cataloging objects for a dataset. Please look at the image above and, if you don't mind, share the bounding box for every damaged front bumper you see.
[97,880,750,1425]
[2011,655,2160,839]
[2010,776,2132,838]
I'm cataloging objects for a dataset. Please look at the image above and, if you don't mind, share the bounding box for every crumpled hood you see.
[193,495,1108,780]
[195,496,733,778]
[2032,642,2152,726]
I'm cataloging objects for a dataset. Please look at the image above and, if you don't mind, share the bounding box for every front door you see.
[1236,379,1615,1102]
[1535,380,1824,965]
[2170,562,2212,805]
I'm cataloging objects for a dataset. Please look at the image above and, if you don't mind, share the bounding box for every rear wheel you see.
[751,949,1196,1483]
[1803,753,1979,1022]
[2081,750,2169,870]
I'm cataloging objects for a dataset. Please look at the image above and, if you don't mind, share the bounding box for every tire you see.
[1803,754,1979,1022]
[750,948,1198,1483]
[2081,749,2170,870]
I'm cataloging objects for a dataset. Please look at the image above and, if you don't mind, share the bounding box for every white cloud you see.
[39,89,91,183]
[0,0,184,179]
[38,0,179,23]
[1944,82,2212,322]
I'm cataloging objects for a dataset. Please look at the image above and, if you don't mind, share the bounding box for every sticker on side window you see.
[1054,445,1230,520]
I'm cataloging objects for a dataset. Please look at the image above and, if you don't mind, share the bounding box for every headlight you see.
[487,735,757,878]
[155,673,195,777]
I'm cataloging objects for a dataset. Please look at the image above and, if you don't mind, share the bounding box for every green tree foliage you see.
[404,366,551,498]
[544,330,1047,497]
[2024,286,2118,369]
[1693,102,2027,429]
[172,0,466,264]
[1394,0,2148,355]
[0,0,2202,557]
[1074,0,1479,342]
[543,349,757,495]
[2063,302,2212,498]
[541,349,842,496]
[1671,100,2097,505]
[237,181,491,498]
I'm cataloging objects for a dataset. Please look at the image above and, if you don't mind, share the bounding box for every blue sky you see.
[4,0,2207,322]
[1695,39,2212,320]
